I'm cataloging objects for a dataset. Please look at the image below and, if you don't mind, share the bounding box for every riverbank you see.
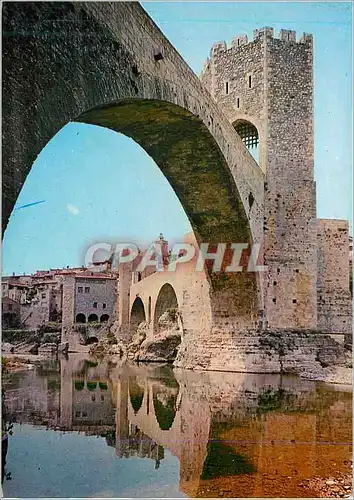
[2,356,35,373]
[299,469,353,498]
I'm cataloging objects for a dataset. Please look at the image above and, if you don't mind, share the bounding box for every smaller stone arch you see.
[154,283,179,335]
[100,314,109,322]
[76,313,86,323]
[88,313,98,323]
[130,296,146,339]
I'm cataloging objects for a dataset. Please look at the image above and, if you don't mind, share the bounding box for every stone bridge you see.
[3,1,264,340]
[4,2,351,374]
[127,233,210,340]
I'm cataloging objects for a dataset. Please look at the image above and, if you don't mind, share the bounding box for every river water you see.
[2,354,352,498]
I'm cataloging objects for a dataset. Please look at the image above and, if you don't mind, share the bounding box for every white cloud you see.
[66,203,80,215]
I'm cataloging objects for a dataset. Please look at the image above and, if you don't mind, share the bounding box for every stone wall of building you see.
[74,277,116,323]
[317,219,352,334]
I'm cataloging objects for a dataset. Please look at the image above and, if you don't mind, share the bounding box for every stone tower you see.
[201,27,318,330]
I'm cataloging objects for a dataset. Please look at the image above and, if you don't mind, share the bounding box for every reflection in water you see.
[152,378,179,431]
[2,355,352,498]
[129,376,145,414]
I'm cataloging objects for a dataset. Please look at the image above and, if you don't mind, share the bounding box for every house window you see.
[42,293,46,299]
[225,81,229,95]
[293,299,297,304]
[103,303,107,309]
[8,304,12,311]
[85,286,90,293]
[93,302,97,308]
[78,286,83,293]
[91,395,96,402]
[101,395,104,402]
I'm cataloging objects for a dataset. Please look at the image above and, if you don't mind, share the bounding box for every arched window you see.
[234,120,259,163]
[76,313,86,323]
[88,313,98,323]
[100,314,109,322]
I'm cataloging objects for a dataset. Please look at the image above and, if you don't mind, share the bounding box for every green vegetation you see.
[38,322,62,334]
[74,380,84,391]
[47,378,61,391]
[201,441,254,479]
[257,388,291,413]
[153,392,177,430]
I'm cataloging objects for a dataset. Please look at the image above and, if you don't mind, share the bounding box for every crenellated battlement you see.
[209,27,313,57]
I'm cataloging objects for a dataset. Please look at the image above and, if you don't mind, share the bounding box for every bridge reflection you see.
[3,355,352,498]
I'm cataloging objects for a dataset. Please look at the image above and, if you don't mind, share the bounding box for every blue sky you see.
[3,2,352,275]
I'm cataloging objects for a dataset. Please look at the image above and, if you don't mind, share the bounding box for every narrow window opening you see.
[273,281,277,286]
[248,75,252,88]
[237,97,240,108]
[293,299,297,304]
[225,81,229,95]
[272,298,276,304]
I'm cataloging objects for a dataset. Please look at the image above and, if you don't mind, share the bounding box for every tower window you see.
[293,299,297,304]
[272,298,276,303]
[235,121,259,148]
[237,97,240,108]
[225,81,229,95]
[248,75,252,88]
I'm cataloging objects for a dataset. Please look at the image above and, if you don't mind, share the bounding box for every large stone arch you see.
[3,2,265,334]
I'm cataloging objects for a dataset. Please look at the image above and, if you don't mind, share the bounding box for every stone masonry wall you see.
[74,277,116,322]
[201,28,319,331]
[317,219,352,334]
